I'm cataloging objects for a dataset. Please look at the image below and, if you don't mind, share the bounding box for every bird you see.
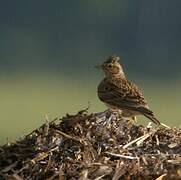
[96,55,160,125]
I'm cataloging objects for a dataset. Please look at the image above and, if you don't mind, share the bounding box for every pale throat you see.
[118,67,125,78]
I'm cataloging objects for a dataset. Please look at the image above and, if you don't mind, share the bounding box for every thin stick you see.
[155,174,167,180]
[105,152,138,160]
[54,130,81,142]
[160,123,171,129]
[44,114,49,136]
[123,131,154,149]
[30,146,58,164]
[136,133,152,146]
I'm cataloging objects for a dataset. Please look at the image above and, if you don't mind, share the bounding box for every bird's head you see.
[96,55,125,78]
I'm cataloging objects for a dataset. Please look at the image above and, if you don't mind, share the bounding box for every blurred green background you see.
[0,1,181,144]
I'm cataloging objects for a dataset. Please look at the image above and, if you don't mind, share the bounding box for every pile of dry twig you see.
[0,109,181,180]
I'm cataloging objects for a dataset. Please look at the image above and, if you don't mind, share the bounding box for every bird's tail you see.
[138,107,160,125]
[144,114,160,125]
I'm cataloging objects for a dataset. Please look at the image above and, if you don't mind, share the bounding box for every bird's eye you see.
[108,64,113,68]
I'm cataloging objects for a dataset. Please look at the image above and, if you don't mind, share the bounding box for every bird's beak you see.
[95,64,102,69]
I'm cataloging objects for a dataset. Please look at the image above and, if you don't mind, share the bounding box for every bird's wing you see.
[98,78,160,125]
[98,78,149,111]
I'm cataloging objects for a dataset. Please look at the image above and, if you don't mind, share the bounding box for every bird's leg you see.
[124,116,137,125]
[132,116,137,123]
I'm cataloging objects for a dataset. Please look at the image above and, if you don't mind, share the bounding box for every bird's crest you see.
[105,54,120,64]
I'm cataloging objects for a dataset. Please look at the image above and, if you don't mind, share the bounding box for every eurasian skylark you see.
[96,55,160,125]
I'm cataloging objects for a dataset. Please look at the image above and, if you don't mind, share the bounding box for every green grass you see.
[0,73,180,144]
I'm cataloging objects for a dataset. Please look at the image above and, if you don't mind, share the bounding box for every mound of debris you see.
[0,110,181,180]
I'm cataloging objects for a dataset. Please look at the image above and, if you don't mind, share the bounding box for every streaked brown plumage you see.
[97,55,160,125]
